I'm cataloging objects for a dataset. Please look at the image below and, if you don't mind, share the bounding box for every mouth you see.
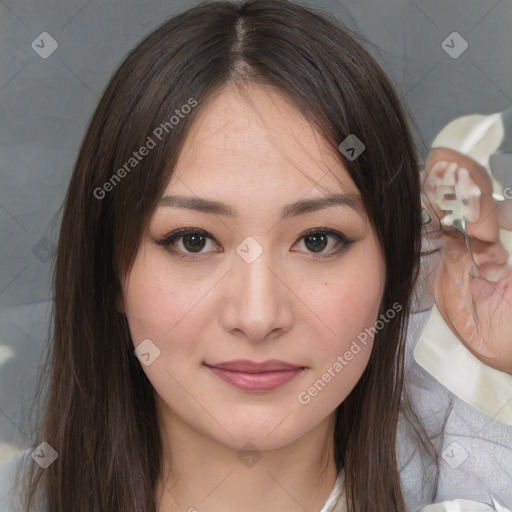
[203,360,307,392]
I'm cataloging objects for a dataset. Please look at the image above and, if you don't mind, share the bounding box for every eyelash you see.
[156,227,353,260]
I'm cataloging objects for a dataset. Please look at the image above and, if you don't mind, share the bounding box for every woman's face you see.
[119,84,386,451]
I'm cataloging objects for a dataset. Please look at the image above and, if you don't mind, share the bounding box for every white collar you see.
[319,469,345,512]
[414,304,512,425]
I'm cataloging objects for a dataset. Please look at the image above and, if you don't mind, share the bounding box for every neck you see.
[154,404,340,512]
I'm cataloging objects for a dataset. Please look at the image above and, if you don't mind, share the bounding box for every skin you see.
[118,84,386,512]
[423,147,512,373]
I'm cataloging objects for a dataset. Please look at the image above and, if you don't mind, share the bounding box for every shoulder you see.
[0,448,46,512]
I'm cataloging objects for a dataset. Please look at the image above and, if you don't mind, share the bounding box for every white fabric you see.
[430,111,505,198]
[321,470,346,512]
[414,305,512,426]
[404,309,512,509]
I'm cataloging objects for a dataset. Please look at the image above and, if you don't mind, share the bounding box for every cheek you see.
[122,260,215,402]
[305,255,385,350]
[121,248,212,353]
[294,289,381,421]
[294,248,385,406]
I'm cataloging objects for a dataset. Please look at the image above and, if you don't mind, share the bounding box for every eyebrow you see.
[158,193,365,220]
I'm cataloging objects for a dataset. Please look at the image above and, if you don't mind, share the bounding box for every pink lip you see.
[204,360,305,391]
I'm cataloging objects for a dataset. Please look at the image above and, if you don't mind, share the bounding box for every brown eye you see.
[156,228,218,258]
[292,228,353,257]
[304,233,328,252]
[182,233,207,253]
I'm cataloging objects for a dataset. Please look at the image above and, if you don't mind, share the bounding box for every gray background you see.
[0,0,511,463]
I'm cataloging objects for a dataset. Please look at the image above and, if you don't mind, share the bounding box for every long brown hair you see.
[22,1,422,510]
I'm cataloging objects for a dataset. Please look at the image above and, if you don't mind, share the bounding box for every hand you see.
[422,147,512,374]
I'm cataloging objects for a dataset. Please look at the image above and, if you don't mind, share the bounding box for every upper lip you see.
[205,359,304,373]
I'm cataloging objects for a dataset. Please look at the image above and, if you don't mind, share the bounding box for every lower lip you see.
[206,366,304,391]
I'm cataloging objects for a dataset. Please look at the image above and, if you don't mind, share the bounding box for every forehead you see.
[166,84,359,199]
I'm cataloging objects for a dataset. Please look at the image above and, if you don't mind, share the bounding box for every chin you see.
[202,413,312,452]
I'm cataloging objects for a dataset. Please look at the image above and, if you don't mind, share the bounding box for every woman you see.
[1,1,423,510]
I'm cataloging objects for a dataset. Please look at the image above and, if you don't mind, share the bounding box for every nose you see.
[219,246,293,343]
